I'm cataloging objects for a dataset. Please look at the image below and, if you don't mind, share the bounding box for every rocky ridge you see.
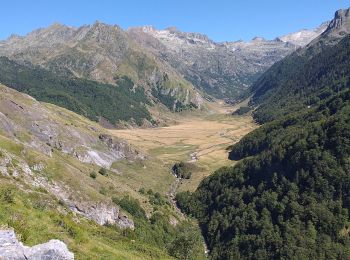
[278,22,329,46]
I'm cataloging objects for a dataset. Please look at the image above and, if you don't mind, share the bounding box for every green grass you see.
[0,180,173,259]
[0,136,24,156]
[149,142,198,161]
[111,158,174,195]
[0,132,205,259]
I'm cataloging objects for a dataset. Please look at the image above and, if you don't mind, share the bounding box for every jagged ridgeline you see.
[177,8,350,259]
[0,57,152,125]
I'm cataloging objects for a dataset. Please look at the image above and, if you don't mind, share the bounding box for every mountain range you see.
[0,18,328,123]
[0,5,349,260]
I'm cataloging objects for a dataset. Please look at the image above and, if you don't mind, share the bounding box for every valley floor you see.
[110,102,257,192]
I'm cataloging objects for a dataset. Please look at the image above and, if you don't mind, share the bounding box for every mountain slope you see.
[176,7,350,259]
[0,22,204,111]
[0,83,205,259]
[128,24,326,100]
[0,57,152,126]
[249,7,350,123]
[179,89,350,259]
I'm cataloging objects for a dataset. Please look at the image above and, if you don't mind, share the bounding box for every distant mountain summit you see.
[278,22,329,46]
[128,22,326,100]
[322,7,350,41]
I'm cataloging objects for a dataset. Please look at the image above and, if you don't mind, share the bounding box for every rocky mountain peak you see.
[252,36,266,42]
[27,22,76,39]
[306,7,350,49]
[326,7,350,35]
[279,22,329,46]
[140,25,157,33]
[165,26,178,32]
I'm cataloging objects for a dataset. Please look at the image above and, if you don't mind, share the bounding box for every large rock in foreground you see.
[0,229,74,259]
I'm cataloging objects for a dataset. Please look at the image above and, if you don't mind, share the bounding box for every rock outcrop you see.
[68,201,135,229]
[0,229,74,259]
[325,8,350,38]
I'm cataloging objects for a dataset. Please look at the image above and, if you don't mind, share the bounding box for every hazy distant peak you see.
[251,36,266,42]
[325,7,350,36]
[165,26,178,32]
[279,21,329,46]
[305,7,350,49]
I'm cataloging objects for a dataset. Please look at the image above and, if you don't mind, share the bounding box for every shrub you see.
[149,192,167,206]
[89,171,97,179]
[98,168,108,176]
[0,187,15,204]
[172,162,193,179]
[99,187,107,195]
[167,222,203,260]
[112,195,146,219]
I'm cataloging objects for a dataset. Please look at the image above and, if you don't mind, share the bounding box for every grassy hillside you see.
[0,84,205,259]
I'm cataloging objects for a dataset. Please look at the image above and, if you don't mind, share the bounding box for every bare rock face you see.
[68,201,134,229]
[278,22,329,46]
[326,8,350,38]
[0,229,74,259]
[301,8,350,54]
[128,21,327,100]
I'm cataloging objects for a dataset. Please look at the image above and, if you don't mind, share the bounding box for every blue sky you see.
[0,0,348,42]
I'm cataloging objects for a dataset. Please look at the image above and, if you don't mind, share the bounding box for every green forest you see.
[0,57,152,125]
[250,35,350,124]
[177,30,350,259]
